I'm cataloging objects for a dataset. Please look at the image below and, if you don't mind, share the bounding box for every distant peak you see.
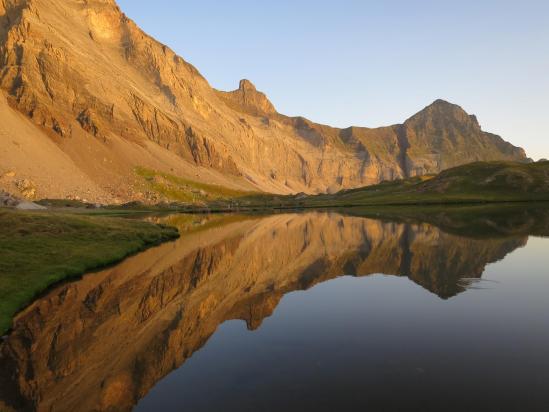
[428,99,461,110]
[239,79,257,92]
[216,79,276,116]
[432,98,452,105]
[405,99,481,131]
[414,99,471,118]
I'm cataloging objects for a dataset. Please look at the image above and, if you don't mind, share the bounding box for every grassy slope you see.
[0,210,179,335]
[135,166,258,203]
[94,161,549,212]
[297,161,549,207]
[85,161,549,212]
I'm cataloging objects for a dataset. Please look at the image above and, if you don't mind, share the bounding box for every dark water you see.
[1,206,549,412]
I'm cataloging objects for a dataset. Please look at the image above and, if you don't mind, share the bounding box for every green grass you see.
[36,198,96,208]
[119,161,549,213]
[162,161,549,212]
[296,161,549,207]
[135,166,257,203]
[157,212,256,235]
[39,161,548,214]
[0,210,179,335]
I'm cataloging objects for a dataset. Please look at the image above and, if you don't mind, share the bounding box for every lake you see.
[1,207,548,412]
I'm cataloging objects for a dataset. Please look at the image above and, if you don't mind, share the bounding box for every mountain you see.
[0,0,527,203]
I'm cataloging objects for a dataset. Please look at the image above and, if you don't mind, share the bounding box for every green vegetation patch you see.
[0,210,179,335]
[154,212,255,234]
[135,166,256,203]
[299,161,549,207]
[127,161,549,212]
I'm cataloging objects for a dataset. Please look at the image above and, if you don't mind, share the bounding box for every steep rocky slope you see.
[0,0,527,202]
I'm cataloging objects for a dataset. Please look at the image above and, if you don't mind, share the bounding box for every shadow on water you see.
[0,204,548,411]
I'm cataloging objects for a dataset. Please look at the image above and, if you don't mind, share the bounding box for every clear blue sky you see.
[117,0,549,160]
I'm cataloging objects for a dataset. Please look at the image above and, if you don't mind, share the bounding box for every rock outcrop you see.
[0,188,45,209]
[402,99,527,175]
[217,79,277,117]
[0,0,528,201]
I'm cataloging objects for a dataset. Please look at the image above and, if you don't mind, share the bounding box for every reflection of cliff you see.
[0,213,526,412]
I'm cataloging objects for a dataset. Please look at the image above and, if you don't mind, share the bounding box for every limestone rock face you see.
[402,100,527,176]
[217,79,277,117]
[0,0,528,200]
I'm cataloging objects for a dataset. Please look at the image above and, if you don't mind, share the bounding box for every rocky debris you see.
[0,190,46,209]
[0,190,20,207]
[77,108,108,142]
[16,200,47,210]
[14,179,37,199]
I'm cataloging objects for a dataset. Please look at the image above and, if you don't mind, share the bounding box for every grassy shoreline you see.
[101,161,549,213]
[0,210,179,335]
[36,198,549,219]
[2,161,547,334]
[2,198,548,336]
[262,161,549,209]
[35,161,549,214]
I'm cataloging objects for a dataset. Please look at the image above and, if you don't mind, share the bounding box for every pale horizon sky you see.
[117,0,549,160]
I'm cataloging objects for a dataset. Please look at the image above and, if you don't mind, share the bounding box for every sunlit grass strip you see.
[135,166,257,203]
[0,210,179,335]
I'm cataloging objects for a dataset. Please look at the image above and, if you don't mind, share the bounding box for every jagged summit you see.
[239,79,257,91]
[430,98,458,107]
[216,79,277,116]
[0,0,528,202]
[406,99,482,134]
[400,100,526,176]
[413,99,473,117]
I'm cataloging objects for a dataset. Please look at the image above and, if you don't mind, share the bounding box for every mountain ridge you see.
[0,0,528,203]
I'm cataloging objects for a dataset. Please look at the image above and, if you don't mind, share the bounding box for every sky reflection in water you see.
[1,208,548,412]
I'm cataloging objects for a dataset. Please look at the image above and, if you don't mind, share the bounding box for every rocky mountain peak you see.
[405,99,482,133]
[217,79,276,116]
[239,79,257,92]
[399,99,526,177]
[430,98,457,108]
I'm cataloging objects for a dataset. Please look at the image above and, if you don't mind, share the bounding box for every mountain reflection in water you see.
[0,208,547,412]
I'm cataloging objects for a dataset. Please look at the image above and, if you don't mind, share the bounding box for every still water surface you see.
[1,209,548,411]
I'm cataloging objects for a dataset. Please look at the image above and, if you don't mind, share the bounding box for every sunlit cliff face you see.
[0,0,526,202]
[0,212,526,412]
